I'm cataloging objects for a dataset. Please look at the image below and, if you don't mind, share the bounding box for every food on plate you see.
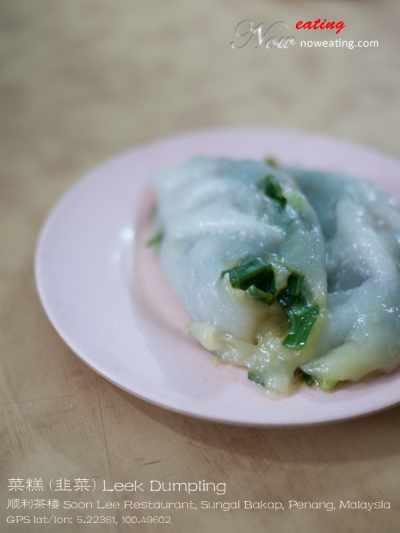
[149,156,400,393]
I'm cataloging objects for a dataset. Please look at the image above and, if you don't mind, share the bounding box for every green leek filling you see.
[248,371,265,387]
[263,174,287,208]
[222,261,318,350]
[147,231,164,247]
[295,370,338,391]
[264,157,279,168]
[222,260,323,389]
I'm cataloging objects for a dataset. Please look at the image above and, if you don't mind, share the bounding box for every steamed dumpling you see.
[150,157,400,393]
[152,157,327,392]
[293,169,400,383]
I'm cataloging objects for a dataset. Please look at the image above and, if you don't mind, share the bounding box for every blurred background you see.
[2,0,399,216]
[2,1,400,532]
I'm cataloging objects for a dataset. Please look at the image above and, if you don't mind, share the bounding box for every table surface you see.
[1,1,400,532]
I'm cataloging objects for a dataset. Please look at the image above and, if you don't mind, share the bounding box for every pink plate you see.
[35,128,400,425]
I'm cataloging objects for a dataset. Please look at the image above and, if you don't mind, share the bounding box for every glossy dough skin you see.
[151,157,400,392]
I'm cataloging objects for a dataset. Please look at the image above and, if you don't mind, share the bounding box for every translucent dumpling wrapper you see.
[149,157,400,393]
[292,169,400,384]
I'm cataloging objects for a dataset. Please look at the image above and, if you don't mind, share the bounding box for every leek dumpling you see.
[150,157,400,393]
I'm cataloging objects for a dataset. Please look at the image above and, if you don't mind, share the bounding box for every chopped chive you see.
[286,273,305,297]
[282,313,317,349]
[276,273,319,349]
[264,174,287,208]
[246,285,277,305]
[147,231,164,247]
[265,157,279,168]
[221,258,264,283]
[220,261,319,351]
[286,301,312,322]
[221,260,275,292]
[248,371,265,386]
[296,369,338,390]
[279,298,319,334]
[296,369,318,387]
